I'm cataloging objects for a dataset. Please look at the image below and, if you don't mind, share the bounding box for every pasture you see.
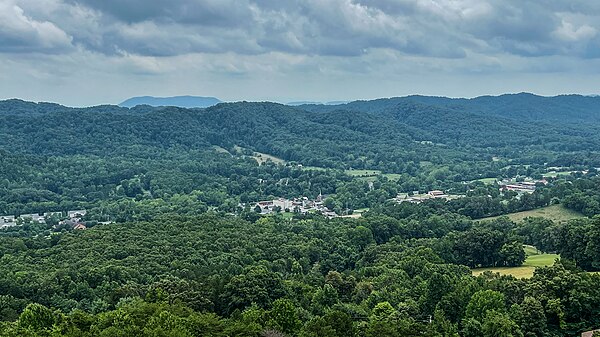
[472,247,559,279]
[481,204,584,223]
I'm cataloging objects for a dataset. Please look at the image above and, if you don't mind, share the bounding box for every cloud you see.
[3,0,600,59]
[3,0,600,106]
[0,1,73,53]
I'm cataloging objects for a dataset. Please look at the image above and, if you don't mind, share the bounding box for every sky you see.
[1,0,600,106]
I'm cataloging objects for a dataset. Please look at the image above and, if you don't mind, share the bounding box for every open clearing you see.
[472,252,559,279]
[543,171,573,178]
[300,166,329,171]
[345,169,381,176]
[473,177,497,185]
[213,146,232,155]
[252,152,286,165]
[480,204,584,223]
[341,208,370,218]
[382,173,402,181]
[228,145,286,165]
[345,170,402,182]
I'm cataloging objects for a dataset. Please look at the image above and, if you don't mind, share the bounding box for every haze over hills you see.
[301,93,600,123]
[286,100,350,106]
[1,93,600,164]
[119,95,222,108]
[2,92,600,336]
[6,1,600,335]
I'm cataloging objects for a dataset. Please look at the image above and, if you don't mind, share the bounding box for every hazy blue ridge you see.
[119,96,222,108]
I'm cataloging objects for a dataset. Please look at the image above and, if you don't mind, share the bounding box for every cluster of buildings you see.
[394,190,461,204]
[0,210,87,230]
[252,195,338,217]
[499,179,547,193]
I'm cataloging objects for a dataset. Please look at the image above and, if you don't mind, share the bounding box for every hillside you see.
[119,95,222,108]
[1,96,600,218]
[1,96,600,337]
[302,93,600,123]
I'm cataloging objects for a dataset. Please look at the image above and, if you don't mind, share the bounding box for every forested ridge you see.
[1,95,600,336]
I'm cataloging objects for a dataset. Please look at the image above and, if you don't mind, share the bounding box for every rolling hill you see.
[119,95,222,108]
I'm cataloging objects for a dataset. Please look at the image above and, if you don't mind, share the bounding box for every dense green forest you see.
[1,95,600,336]
[1,95,599,218]
[1,204,600,336]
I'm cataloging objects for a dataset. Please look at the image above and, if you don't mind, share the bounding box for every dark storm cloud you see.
[4,0,600,59]
[66,0,255,26]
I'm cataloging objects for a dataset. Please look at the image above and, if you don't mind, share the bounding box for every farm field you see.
[481,204,584,223]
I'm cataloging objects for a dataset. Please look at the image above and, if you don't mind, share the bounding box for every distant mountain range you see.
[119,96,222,108]
[118,96,354,108]
[287,100,350,106]
[300,92,600,123]
[2,93,600,168]
[3,93,600,125]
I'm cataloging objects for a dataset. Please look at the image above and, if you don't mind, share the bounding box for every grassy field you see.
[213,145,231,155]
[481,204,584,223]
[474,177,497,185]
[525,254,560,267]
[345,170,402,182]
[543,171,573,178]
[300,166,329,171]
[523,245,539,255]
[355,176,379,183]
[382,173,402,181]
[472,251,559,279]
[280,212,295,219]
[472,266,537,279]
[345,169,381,176]
[252,152,286,165]
[229,145,286,165]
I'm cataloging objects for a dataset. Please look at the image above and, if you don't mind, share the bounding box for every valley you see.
[1,95,600,337]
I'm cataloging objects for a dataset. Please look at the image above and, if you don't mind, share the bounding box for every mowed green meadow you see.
[472,246,560,279]
[345,169,382,176]
[345,169,402,181]
[481,204,584,223]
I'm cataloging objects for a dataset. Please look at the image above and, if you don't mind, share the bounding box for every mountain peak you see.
[119,95,222,108]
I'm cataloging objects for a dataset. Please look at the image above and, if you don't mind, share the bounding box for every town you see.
[394,190,464,204]
[250,194,340,218]
[0,210,88,230]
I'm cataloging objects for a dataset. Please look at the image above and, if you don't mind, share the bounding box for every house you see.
[20,214,46,224]
[0,221,17,229]
[1,215,18,229]
[73,223,87,230]
[1,215,15,223]
[68,210,87,218]
[428,190,448,198]
[502,184,536,193]
[44,212,63,218]
[581,329,600,337]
